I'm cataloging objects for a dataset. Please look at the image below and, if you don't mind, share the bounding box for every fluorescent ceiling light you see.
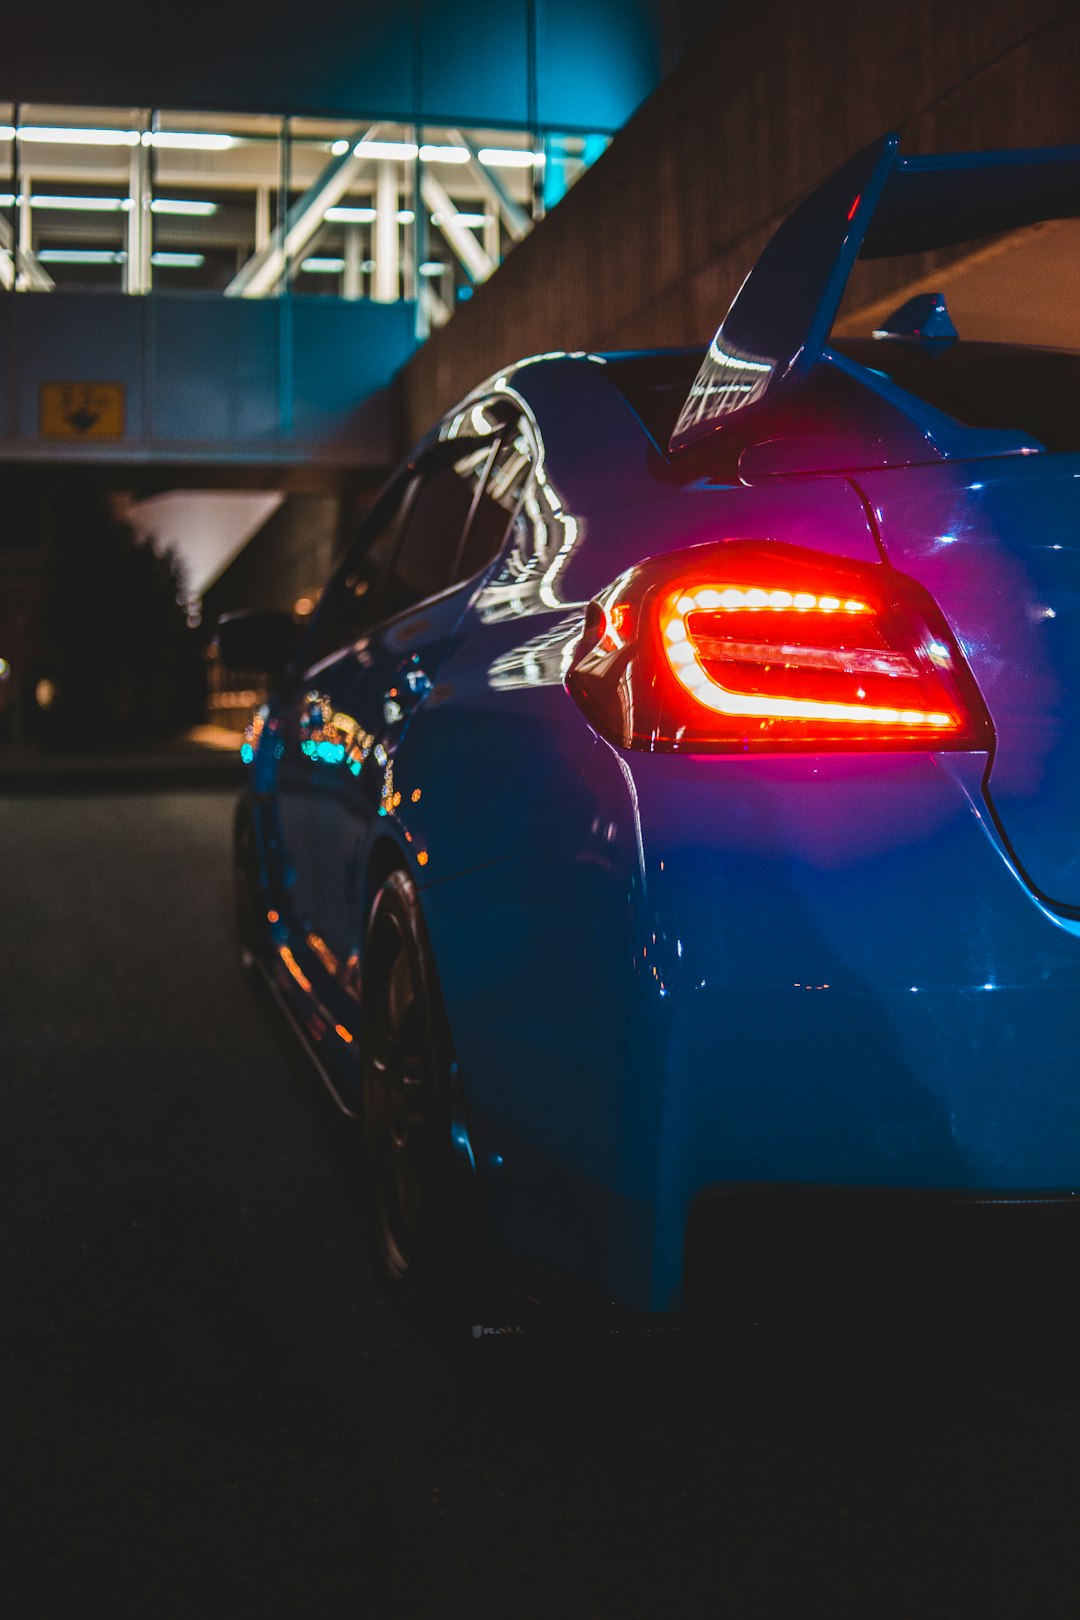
[301,256,345,273]
[0,126,14,141]
[478,148,541,168]
[325,205,413,224]
[31,194,127,212]
[38,248,123,263]
[419,262,447,276]
[431,211,489,228]
[329,139,350,156]
[18,126,140,147]
[12,194,217,216]
[325,205,376,224]
[38,248,205,268]
[0,193,127,210]
[143,131,235,151]
[419,145,469,164]
[152,251,205,267]
[354,139,418,161]
[151,198,218,216]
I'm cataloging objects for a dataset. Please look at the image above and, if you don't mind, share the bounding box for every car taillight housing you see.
[567,541,993,753]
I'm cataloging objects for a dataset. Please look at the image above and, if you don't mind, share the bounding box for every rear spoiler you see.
[670,136,1080,455]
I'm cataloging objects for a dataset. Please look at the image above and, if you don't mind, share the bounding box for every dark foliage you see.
[34,489,205,749]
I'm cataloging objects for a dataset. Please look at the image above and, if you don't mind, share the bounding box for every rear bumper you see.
[426,743,1080,1314]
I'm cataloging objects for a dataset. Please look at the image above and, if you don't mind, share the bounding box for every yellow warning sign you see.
[40,382,125,441]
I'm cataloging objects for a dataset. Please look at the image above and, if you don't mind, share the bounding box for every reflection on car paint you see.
[299,696,376,778]
[473,411,587,624]
[486,613,585,690]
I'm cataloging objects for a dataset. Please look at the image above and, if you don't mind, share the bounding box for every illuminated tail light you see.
[568,541,992,753]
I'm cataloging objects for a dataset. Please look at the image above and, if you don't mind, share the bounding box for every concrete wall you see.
[0,292,414,468]
[396,0,1080,441]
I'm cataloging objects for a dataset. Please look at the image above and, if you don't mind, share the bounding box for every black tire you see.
[361,867,471,1318]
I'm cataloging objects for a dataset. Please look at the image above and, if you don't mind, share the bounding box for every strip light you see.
[142,131,235,151]
[38,248,123,264]
[326,206,414,223]
[478,148,542,168]
[37,248,205,268]
[6,126,235,149]
[354,139,418,161]
[325,205,376,223]
[675,587,868,615]
[151,251,205,267]
[660,586,955,729]
[0,194,217,215]
[419,144,469,164]
[150,198,218,216]
[31,194,126,212]
[431,211,489,228]
[16,125,140,146]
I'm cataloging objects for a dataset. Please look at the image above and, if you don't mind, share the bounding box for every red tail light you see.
[568,542,993,753]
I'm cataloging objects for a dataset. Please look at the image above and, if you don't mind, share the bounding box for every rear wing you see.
[670,136,1080,454]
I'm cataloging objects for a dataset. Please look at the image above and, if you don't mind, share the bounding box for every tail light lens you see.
[568,541,993,753]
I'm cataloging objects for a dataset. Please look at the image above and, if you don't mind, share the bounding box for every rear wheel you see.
[362,868,469,1316]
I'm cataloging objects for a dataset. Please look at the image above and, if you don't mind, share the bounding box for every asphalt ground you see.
[3,788,1080,1618]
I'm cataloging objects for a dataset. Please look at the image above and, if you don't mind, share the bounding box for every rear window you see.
[600,350,704,450]
[833,339,1080,453]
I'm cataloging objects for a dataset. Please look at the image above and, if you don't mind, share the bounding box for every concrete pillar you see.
[125,135,151,294]
[255,186,271,253]
[343,224,363,300]
[17,175,32,284]
[373,159,398,303]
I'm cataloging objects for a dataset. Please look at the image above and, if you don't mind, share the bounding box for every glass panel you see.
[283,116,418,301]
[307,479,412,662]
[542,132,608,211]
[150,108,284,293]
[387,443,493,616]
[12,103,145,291]
[418,122,544,319]
[455,431,528,582]
[0,102,576,305]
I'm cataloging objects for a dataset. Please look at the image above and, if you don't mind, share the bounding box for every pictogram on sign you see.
[40,382,126,440]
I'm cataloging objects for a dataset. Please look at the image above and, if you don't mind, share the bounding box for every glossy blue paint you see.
[234,139,1080,1316]
[858,456,1080,908]
[416,741,1080,1310]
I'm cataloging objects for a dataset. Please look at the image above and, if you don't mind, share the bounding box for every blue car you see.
[222,133,1080,1317]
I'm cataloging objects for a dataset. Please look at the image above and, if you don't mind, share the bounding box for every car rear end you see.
[563,462,1080,1312]
[415,309,1080,1317]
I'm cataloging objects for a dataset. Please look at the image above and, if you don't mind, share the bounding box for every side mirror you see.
[215,608,297,675]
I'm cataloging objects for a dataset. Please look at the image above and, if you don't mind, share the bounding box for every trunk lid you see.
[857,454,1080,908]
